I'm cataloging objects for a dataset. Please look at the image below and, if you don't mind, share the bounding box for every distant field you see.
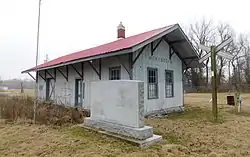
[1,93,250,156]
[0,89,34,97]
[185,92,250,112]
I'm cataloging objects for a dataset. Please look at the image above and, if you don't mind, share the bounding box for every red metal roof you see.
[24,24,176,72]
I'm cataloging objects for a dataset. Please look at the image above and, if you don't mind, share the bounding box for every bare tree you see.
[233,34,250,91]
[230,45,242,91]
[216,23,235,86]
[240,35,250,85]
[187,18,216,88]
[185,18,250,92]
[229,34,249,91]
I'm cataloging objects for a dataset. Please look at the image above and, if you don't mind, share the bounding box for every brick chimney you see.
[117,22,125,39]
[44,54,49,63]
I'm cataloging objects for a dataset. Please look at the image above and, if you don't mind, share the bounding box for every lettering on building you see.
[148,56,172,64]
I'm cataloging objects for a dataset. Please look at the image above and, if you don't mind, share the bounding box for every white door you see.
[75,79,85,108]
[82,82,85,108]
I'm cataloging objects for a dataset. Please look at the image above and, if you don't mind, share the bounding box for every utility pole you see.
[21,82,24,93]
[199,37,234,121]
[34,0,42,123]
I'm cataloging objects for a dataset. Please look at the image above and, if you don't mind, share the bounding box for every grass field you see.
[0,89,34,97]
[1,93,250,156]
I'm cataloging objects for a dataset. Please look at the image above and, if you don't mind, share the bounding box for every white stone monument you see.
[82,80,162,147]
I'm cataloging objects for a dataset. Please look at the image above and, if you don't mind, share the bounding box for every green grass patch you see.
[0,90,8,92]
[66,126,165,155]
[166,107,224,123]
[66,127,139,152]
[228,109,250,117]
[153,129,183,145]
[235,112,250,117]
[164,132,182,144]
[167,107,211,120]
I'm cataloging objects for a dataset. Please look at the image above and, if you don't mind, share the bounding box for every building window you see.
[165,70,174,98]
[75,79,83,107]
[109,66,121,80]
[147,67,158,99]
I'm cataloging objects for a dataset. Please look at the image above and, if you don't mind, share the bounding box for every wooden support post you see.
[211,46,218,121]
[36,71,38,83]
[71,64,83,79]
[45,70,47,81]
[57,68,68,81]
[168,39,186,44]
[27,72,36,81]
[169,48,175,60]
[116,56,131,79]
[81,62,84,80]
[88,61,101,80]
[54,68,56,82]
[150,42,153,56]
[99,59,101,80]
[46,70,54,79]
[66,65,68,82]
[164,37,186,66]
[132,45,147,66]
[150,38,162,56]
[129,53,133,80]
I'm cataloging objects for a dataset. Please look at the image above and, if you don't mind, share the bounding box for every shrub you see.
[0,95,90,125]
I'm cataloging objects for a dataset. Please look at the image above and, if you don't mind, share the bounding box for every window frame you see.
[109,66,121,80]
[147,67,159,99]
[165,70,174,98]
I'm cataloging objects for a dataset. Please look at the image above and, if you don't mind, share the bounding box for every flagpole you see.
[34,0,42,123]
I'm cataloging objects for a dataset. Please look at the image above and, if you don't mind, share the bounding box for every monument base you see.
[84,117,153,140]
[78,123,163,148]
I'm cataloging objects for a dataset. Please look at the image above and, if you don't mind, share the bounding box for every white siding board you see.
[37,39,184,115]
[132,39,183,114]
[37,54,131,109]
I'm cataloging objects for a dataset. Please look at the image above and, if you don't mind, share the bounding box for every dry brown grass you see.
[147,92,250,156]
[0,95,89,125]
[1,93,250,156]
[2,89,35,97]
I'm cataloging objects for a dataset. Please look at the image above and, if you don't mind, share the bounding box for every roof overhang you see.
[131,24,203,69]
[21,48,133,73]
[165,25,203,69]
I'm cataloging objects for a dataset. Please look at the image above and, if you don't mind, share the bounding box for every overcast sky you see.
[0,0,249,80]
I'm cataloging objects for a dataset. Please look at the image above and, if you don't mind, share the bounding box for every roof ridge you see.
[66,24,175,54]
[66,24,175,55]
[22,24,177,72]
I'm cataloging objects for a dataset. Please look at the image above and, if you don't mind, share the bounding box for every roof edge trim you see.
[21,48,133,73]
